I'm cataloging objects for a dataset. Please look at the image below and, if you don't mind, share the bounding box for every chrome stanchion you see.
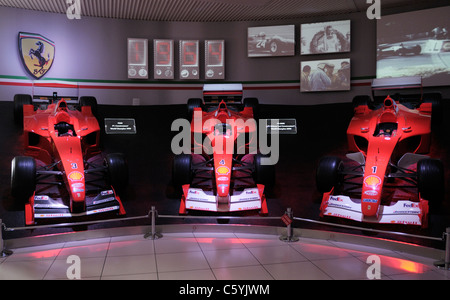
[434,227,450,270]
[0,220,13,257]
[280,208,299,243]
[144,206,163,240]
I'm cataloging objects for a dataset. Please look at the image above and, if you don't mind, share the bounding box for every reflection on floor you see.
[1,229,449,280]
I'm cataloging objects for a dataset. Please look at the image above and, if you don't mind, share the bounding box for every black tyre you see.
[187,98,203,119]
[243,97,259,120]
[422,92,442,126]
[172,154,193,187]
[316,156,343,193]
[105,153,129,195]
[253,153,275,187]
[79,96,98,119]
[11,156,36,202]
[352,95,372,110]
[417,158,444,202]
[14,94,32,126]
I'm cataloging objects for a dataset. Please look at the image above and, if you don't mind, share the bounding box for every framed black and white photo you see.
[301,58,351,92]
[301,20,350,55]
[248,25,295,57]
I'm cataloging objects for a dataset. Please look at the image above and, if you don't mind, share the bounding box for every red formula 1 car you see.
[316,78,444,228]
[11,94,128,225]
[172,84,274,215]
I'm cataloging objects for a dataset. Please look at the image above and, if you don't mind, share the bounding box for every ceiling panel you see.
[0,0,441,22]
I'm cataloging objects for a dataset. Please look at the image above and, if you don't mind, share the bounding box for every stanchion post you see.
[144,206,162,240]
[1,219,13,257]
[445,227,450,270]
[0,219,3,256]
[434,227,450,270]
[280,208,299,243]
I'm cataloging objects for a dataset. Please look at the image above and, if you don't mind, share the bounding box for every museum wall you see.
[0,5,447,105]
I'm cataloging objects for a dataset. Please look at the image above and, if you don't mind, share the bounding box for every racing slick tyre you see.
[352,95,372,110]
[316,156,343,193]
[79,96,99,119]
[172,154,193,187]
[253,153,275,188]
[422,92,442,127]
[187,98,203,119]
[243,98,259,120]
[417,158,444,204]
[105,153,129,196]
[11,156,36,203]
[13,94,32,126]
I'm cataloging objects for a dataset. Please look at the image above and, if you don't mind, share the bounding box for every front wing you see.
[25,189,126,225]
[180,184,268,214]
[320,192,429,227]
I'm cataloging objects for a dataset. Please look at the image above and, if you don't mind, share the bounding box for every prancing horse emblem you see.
[19,32,55,79]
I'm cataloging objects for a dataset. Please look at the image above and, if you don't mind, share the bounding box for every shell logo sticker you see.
[364,175,381,188]
[68,171,84,181]
[216,166,230,175]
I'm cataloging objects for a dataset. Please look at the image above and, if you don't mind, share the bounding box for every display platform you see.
[2,224,448,280]
[1,99,449,249]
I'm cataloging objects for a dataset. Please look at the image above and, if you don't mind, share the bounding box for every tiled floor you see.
[1,230,449,280]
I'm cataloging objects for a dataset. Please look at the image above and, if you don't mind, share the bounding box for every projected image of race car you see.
[11,94,128,225]
[172,84,274,215]
[316,78,444,228]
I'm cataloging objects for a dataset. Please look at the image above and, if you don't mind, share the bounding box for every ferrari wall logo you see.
[19,32,55,79]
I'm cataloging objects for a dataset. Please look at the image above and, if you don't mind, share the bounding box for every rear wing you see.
[203,83,243,104]
[32,92,78,104]
[371,76,423,102]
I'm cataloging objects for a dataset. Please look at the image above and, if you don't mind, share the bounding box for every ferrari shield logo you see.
[19,32,55,79]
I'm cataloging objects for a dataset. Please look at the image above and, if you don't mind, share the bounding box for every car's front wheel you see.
[316,156,343,193]
[417,158,444,203]
[11,156,36,203]
[105,153,129,196]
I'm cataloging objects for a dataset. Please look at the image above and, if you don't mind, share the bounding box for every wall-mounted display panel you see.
[205,40,225,79]
[127,38,148,79]
[301,58,350,92]
[179,40,199,79]
[154,39,174,79]
[301,20,350,55]
[376,6,450,87]
[247,25,295,57]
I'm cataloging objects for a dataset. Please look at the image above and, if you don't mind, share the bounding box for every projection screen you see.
[376,6,450,87]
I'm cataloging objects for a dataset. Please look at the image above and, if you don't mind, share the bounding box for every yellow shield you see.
[19,32,55,79]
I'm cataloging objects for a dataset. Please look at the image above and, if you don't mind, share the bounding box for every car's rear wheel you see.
[79,96,98,119]
[187,98,203,120]
[243,97,259,120]
[316,156,343,193]
[11,156,36,203]
[253,153,275,188]
[13,94,32,126]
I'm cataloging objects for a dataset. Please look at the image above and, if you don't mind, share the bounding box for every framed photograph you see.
[301,58,351,92]
[301,20,350,55]
[248,25,295,57]
[205,40,225,79]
